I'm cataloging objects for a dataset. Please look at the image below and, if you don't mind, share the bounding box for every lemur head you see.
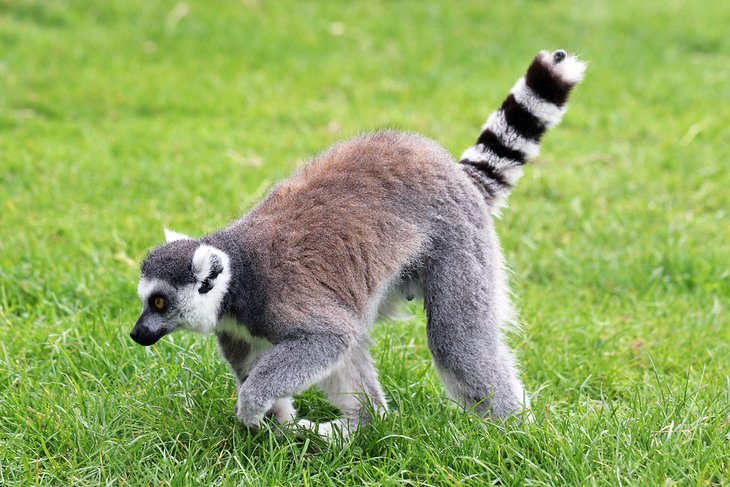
[130,229,232,346]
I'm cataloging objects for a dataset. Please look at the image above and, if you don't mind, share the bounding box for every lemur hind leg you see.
[423,228,528,419]
[301,337,387,437]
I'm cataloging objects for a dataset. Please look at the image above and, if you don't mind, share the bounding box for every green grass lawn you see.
[1,0,729,484]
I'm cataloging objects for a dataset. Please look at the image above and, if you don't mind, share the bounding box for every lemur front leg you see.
[216,332,296,425]
[234,325,354,431]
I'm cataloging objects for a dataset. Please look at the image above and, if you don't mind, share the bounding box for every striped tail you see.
[459,49,586,209]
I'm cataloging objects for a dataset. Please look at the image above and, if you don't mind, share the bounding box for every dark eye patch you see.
[149,294,169,313]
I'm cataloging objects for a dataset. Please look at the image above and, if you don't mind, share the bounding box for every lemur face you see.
[130,232,231,346]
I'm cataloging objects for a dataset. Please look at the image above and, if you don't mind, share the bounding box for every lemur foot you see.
[235,399,269,429]
[265,397,297,424]
[294,418,352,440]
[236,396,297,430]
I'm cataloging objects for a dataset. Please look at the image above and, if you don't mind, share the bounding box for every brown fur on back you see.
[239,131,458,321]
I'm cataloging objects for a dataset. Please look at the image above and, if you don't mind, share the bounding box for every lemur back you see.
[235,132,464,327]
[132,50,585,437]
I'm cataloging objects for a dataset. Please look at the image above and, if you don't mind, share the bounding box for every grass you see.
[1,0,729,484]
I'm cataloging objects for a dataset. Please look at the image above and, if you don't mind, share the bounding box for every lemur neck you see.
[202,229,266,329]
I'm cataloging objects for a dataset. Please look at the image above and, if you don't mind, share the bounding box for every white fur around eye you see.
[138,277,164,302]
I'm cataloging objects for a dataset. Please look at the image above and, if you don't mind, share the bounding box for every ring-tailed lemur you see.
[131,50,585,437]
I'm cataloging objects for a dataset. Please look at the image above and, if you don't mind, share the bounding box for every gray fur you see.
[130,50,585,436]
[317,337,388,429]
[141,239,199,285]
[217,331,252,384]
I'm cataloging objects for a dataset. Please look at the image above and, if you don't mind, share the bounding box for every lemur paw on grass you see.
[131,50,586,438]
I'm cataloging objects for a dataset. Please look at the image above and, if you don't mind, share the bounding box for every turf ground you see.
[1,0,729,484]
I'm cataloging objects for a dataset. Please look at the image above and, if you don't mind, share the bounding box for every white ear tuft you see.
[179,244,232,334]
[191,244,230,283]
[164,227,192,243]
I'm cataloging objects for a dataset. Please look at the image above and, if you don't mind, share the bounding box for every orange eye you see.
[154,297,166,310]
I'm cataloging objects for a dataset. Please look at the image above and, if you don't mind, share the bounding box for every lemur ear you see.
[164,227,192,243]
[191,245,229,294]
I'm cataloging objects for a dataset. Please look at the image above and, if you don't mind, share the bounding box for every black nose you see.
[553,50,567,63]
[130,323,167,346]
